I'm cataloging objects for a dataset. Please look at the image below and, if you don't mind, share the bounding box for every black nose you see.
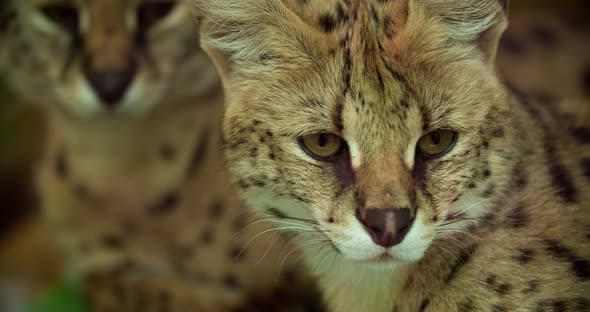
[84,62,137,108]
[356,207,414,248]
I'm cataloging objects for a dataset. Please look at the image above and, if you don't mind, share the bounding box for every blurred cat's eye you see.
[299,133,344,161]
[417,130,457,158]
[40,4,79,33]
[137,1,176,30]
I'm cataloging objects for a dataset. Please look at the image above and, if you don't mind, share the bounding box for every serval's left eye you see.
[299,133,345,162]
[417,130,457,158]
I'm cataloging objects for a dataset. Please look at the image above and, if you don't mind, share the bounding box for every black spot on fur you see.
[492,128,504,138]
[482,169,491,178]
[522,280,539,294]
[513,165,528,190]
[0,3,17,31]
[186,129,210,177]
[495,283,512,296]
[490,305,506,312]
[74,184,92,201]
[544,239,590,280]
[484,274,511,295]
[534,300,569,312]
[232,215,247,231]
[485,274,496,286]
[101,235,126,249]
[444,243,478,283]
[208,199,224,219]
[159,144,175,161]
[514,248,534,264]
[336,3,347,21]
[55,150,69,179]
[581,65,590,96]
[547,151,578,203]
[507,204,528,228]
[530,24,558,47]
[499,34,527,56]
[552,301,567,312]
[250,147,259,158]
[319,14,337,32]
[581,158,590,180]
[370,5,379,24]
[230,246,245,261]
[571,298,590,311]
[571,127,590,144]
[148,192,180,216]
[458,299,474,312]
[222,273,240,289]
[200,228,214,244]
[419,298,430,312]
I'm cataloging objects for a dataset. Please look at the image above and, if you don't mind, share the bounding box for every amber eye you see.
[137,1,176,31]
[299,133,344,161]
[40,4,79,33]
[417,130,457,158]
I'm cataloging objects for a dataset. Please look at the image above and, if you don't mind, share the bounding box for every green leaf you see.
[26,281,88,312]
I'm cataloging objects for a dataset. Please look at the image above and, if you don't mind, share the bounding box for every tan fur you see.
[1,1,320,311]
[198,0,590,310]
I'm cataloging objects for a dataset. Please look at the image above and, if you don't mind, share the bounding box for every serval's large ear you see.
[194,0,330,93]
[424,0,509,67]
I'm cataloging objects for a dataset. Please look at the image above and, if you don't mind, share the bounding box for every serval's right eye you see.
[40,4,79,33]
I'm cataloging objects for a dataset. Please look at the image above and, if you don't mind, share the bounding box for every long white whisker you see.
[451,197,493,217]
[277,239,330,278]
[235,226,314,260]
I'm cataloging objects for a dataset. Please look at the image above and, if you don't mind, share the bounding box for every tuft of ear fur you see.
[195,0,326,88]
[425,0,509,65]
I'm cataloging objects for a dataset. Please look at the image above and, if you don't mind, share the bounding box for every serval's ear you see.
[426,0,509,67]
[195,0,330,93]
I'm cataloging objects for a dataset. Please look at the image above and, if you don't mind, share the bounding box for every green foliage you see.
[27,281,88,312]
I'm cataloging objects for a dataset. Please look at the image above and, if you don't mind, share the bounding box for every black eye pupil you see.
[137,2,175,31]
[431,132,441,145]
[41,5,79,33]
[318,134,329,147]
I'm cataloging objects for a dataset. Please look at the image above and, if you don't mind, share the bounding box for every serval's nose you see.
[356,207,414,248]
[83,58,137,108]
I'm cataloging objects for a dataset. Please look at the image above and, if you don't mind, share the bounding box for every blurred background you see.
[0,0,589,311]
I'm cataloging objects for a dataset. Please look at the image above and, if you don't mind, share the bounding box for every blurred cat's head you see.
[1,0,217,118]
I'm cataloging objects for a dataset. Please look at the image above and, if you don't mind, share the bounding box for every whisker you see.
[234,226,315,261]
[277,239,330,278]
[256,231,281,264]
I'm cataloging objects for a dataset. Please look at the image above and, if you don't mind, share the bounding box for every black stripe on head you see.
[516,94,578,203]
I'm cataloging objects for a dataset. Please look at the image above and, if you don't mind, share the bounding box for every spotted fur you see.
[198,0,590,311]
